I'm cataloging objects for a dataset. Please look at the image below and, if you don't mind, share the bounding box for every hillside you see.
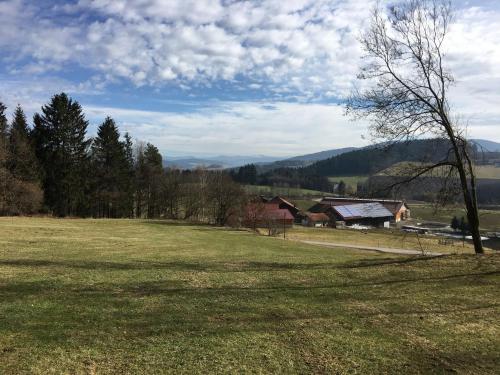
[284,147,358,163]
[379,162,500,180]
[1,217,499,374]
[164,154,281,169]
[256,147,358,172]
[303,139,451,177]
[472,139,500,152]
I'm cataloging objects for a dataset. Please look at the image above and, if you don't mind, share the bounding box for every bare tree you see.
[347,0,484,254]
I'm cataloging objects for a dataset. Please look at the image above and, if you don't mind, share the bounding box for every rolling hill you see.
[472,139,500,152]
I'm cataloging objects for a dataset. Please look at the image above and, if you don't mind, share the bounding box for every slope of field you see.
[244,184,328,197]
[0,218,499,374]
[379,162,500,180]
[410,204,500,231]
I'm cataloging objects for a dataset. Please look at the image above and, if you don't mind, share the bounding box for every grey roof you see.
[333,202,393,220]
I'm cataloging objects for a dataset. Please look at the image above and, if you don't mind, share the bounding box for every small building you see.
[269,196,301,222]
[302,212,331,227]
[244,203,294,228]
[320,197,410,222]
[330,202,394,228]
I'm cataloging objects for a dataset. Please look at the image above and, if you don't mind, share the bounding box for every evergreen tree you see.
[0,102,7,142]
[0,102,10,214]
[91,117,129,217]
[0,103,42,215]
[236,164,257,185]
[143,143,163,218]
[122,132,135,217]
[32,93,91,216]
[8,105,39,181]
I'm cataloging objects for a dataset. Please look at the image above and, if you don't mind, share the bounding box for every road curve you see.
[300,240,443,256]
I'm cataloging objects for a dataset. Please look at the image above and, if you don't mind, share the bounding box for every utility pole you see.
[283,212,286,240]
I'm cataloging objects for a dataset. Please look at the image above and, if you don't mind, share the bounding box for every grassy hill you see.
[1,217,499,374]
[244,184,329,197]
[378,162,500,180]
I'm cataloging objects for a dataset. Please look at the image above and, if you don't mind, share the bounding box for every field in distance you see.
[0,217,499,374]
[244,184,328,197]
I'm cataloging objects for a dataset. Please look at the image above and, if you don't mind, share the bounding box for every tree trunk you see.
[455,155,484,254]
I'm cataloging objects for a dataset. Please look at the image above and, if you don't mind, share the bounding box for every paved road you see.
[301,240,443,256]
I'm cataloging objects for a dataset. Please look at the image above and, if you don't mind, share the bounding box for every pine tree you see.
[8,105,39,182]
[0,102,10,214]
[143,143,163,218]
[91,117,131,218]
[32,93,91,216]
[0,103,42,215]
[134,143,164,218]
[122,132,135,217]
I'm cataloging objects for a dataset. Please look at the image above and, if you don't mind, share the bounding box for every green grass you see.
[244,184,328,197]
[290,198,318,211]
[378,162,500,180]
[287,226,489,254]
[0,217,499,374]
[411,204,500,231]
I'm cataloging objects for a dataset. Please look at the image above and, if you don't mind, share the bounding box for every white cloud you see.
[0,0,375,96]
[84,101,371,156]
[0,0,499,156]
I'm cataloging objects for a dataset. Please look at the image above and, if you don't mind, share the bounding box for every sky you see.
[0,0,499,158]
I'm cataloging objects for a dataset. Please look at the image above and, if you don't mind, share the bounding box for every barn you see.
[244,203,295,228]
[269,196,301,221]
[330,202,394,228]
[320,197,410,222]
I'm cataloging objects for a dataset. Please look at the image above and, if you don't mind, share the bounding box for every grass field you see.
[379,163,500,180]
[0,218,499,374]
[410,204,500,231]
[244,184,328,197]
[287,226,486,254]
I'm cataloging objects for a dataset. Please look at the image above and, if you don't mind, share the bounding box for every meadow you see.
[411,204,500,231]
[243,184,328,197]
[0,217,499,374]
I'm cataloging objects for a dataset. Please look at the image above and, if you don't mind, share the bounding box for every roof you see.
[305,212,330,222]
[321,197,409,215]
[332,202,393,221]
[265,208,295,221]
[245,204,294,220]
[270,196,299,210]
[308,203,333,213]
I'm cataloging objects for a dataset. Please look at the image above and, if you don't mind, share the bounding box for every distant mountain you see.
[164,154,282,170]
[297,139,453,177]
[285,147,359,163]
[257,147,359,172]
[472,139,500,152]
[163,147,362,170]
[164,157,225,170]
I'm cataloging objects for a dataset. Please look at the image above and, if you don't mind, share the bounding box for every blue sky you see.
[0,0,499,157]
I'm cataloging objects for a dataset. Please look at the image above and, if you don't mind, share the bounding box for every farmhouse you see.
[244,203,294,228]
[302,212,330,227]
[269,196,301,220]
[320,197,410,222]
[330,202,394,228]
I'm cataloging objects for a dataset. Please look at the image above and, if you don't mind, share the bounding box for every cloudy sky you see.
[0,0,499,157]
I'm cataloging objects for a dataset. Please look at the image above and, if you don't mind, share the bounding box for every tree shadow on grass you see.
[1,256,499,277]
[0,258,348,272]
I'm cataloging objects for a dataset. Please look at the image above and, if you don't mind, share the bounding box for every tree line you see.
[0,93,244,225]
